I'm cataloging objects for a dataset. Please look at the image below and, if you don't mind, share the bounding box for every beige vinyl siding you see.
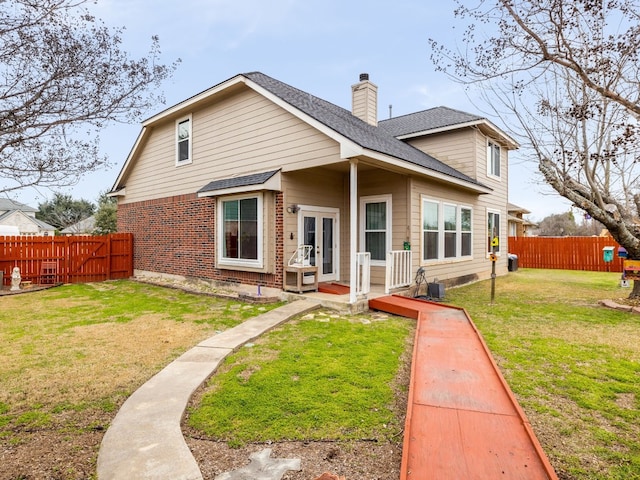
[281,170,345,271]
[407,129,478,180]
[357,170,409,285]
[409,177,508,284]
[120,88,341,204]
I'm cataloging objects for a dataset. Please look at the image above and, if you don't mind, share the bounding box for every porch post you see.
[349,159,358,304]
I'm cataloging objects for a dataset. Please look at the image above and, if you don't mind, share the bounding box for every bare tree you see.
[430,0,640,295]
[0,0,178,195]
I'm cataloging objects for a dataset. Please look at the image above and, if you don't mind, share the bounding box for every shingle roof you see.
[198,169,280,194]
[243,72,485,188]
[378,106,484,137]
[0,198,36,213]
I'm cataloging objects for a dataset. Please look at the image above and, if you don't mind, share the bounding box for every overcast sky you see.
[16,0,572,220]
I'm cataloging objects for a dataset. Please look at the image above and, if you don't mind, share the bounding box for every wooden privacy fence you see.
[0,233,133,286]
[508,236,624,272]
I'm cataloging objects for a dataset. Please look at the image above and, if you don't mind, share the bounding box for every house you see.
[110,72,518,308]
[508,203,534,237]
[0,198,56,236]
[60,215,96,235]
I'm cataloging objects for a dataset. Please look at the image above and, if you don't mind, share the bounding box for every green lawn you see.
[445,269,640,480]
[1,271,638,480]
[0,280,280,441]
[187,310,413,447]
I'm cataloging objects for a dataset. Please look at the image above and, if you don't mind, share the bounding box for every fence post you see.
[106,234,112,280]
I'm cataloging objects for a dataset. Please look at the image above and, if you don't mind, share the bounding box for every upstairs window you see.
[487,140,500,178]
[176,115,192,165]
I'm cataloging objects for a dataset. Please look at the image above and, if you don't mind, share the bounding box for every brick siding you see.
[117,193,284,289]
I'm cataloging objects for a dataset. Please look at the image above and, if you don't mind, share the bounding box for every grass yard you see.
[445,269,640,480]
[0,280,281,480]
[1,270,638,479]
[187,310,413,446]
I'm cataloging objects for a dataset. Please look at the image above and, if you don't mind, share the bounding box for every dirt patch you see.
[186,440,402,480]
[0,410,109,480]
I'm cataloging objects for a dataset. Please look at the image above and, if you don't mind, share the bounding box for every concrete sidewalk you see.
[97,298,320,480]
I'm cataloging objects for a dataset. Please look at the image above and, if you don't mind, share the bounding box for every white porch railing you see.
[385,250,413,294]
[356,252,371,296]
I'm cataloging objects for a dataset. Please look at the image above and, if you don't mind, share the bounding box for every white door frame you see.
[297,205,340,283]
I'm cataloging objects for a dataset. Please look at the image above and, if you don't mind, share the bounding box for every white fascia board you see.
[142,76,246,127]
[111,127,148,192]
[361,149,493,194]
[396,119,519,150]
[243,77,362,159]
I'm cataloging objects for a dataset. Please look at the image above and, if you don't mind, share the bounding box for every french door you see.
[299,208,339,282]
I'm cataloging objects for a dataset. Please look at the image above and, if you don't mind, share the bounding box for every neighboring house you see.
[0,198,56,236]
[508,203,534,237]
[111,72,518,305]
[61,215,96,235]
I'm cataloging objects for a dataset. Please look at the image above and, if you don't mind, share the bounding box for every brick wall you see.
[117,193,284,289]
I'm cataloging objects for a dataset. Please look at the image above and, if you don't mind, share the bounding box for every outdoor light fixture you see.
[287,204,300,214]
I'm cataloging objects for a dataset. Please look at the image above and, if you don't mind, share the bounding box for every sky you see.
[14,0,572,221]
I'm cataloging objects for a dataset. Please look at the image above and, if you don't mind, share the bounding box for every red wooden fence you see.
[508,236,624,272]
[0,233,133,286]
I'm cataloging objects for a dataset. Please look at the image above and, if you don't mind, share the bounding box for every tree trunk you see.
[629,280,640,299]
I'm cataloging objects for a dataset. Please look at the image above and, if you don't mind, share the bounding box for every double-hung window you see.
[218,194,262,267]
[487,140,500,178]
[422,197,473,261]
[176,115,192,165]
[360,195,391,265]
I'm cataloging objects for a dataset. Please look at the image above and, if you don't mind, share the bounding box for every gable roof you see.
[0,198,37,213]
[114,72,506,194]
[379,106,519,149]
[242,73,485,188]
[0,209,55,231]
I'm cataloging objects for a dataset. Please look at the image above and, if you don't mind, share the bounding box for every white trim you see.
[216,192,264,269]
[359,194,392,267]
[197,171,281,198]
[297,206,340,282]
[395,119,519,149]
[143,76,245,126]
[175,114,193,166]
[487,208,502,256]
[421,195,474,263]
[486,139,501,180]
[357,151,493,194]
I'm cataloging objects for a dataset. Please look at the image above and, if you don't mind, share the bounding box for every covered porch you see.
[282,159,419,309]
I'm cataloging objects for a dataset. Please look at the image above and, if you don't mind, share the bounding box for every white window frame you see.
[421,196,474,263]
[176,114,193,166]
[487,140,501,178]
[217,193,263,268]
[487,209,501,255]
[359,194,392,266]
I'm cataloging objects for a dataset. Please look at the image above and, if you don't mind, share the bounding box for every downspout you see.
[349,159,358,304]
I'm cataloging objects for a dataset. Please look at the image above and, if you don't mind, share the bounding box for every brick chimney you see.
[351,73,378,126]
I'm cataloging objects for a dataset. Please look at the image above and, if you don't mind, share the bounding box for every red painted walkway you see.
[368,295,558,480]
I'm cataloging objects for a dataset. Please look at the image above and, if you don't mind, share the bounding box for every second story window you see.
[176,115,192,165]
[487,140,500,178]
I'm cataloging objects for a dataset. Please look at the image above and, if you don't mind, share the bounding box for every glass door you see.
[301,209,338,282]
